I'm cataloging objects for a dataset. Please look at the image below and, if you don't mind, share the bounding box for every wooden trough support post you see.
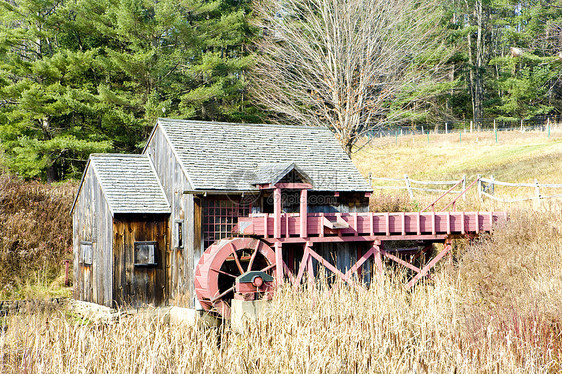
[406,237,453,289]
[273,187,282,239]
[374,241,383,280]
[275,242,283,284]
[295,243,312,287]
[306,242,314,288]
[300,189,308,238]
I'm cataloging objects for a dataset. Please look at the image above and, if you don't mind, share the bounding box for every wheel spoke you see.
[230,246,245,275]
[210,268,237,278]
[211,285,235,303]
[247,243,260,272]
[260,263,275,272]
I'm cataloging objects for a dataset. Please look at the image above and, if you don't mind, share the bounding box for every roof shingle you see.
[156,118,371,192]
[90,154,170,214]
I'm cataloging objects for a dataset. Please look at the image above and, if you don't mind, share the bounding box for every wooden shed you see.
[72,119,373,309]
[71,154,171,307]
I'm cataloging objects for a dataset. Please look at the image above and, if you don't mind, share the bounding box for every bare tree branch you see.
[251,0,447,154]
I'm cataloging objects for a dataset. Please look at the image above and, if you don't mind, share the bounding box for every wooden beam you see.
[257,183,313,190]
[275,183,312,189]
[274,187,281,239]
[406,239,452,289]
[295,246,310,286]
[300,189,308,238]
[275,242,283,283]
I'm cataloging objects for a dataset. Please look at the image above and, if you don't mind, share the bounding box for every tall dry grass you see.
[0,172,77,299]
[1,209,560,373]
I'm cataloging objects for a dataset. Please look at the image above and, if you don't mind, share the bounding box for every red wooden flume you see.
[194,179,508,317]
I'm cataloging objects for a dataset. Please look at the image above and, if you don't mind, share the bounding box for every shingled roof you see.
[72,154,170,215]
[253,162,311,186]
[152,118,372,192]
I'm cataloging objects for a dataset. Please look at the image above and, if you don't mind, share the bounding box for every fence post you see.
[470,120,473,133]
[490,175,495,195]
[534,178,541,207]
[477,174,482,202]
[462,175,466,201]
[404,174,414,199]
[368,172,372,186]
[445,122,448,134]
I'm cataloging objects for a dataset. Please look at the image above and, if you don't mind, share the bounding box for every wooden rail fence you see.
[369,174,562,205]
[478,177,562,204]
[368,173,467,199]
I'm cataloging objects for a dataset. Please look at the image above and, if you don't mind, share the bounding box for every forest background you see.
[0,0,561,181]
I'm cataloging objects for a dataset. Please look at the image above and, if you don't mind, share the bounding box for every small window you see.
[80,241,93,265]
[174,220,183,249]
[134,241,157,266]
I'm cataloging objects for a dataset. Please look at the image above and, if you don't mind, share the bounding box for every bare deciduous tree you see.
[252,0,446,154]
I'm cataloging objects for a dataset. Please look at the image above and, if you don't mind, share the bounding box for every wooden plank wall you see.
[112,214,168,306]
[145,126,197,307]
[72,165,114,306]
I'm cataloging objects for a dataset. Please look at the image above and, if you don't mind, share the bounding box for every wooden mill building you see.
[72,119,372,308]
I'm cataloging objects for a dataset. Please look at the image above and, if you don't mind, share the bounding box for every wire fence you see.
[369,174,562,206]
[367,115,561,138]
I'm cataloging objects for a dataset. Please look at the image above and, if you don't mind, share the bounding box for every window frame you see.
[80,241,93,266]
[174,219,184,249]
[134,241,157,267]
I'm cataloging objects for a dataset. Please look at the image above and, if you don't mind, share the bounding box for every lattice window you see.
[202,198,251,249]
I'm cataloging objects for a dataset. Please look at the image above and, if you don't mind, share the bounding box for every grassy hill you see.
[354,128,562,183]
[354,128,562,209]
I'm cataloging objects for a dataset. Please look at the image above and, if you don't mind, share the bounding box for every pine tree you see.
[0,0,112,181]
[0,0,259,181]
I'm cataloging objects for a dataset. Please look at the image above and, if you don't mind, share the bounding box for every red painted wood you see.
[380,249,422,274]
[406,239,453,289]
[343,245,377,281]
[237,211,506,241]
[295,247,309,286]
[275,183,312,189]
[274,188,281,238]
[374,244,383,277]
[275,242,283,282]
[300,189,308,238]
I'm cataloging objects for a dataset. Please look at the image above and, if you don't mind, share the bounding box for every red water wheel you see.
[194,238,276,317]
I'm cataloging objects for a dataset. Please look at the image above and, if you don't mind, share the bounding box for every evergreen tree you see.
[0,0,112,181]
[0,0,259,181]
[487,1,562,121]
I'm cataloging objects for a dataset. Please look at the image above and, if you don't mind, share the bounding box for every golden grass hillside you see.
[356,128,562,211]
[354,128,562,183]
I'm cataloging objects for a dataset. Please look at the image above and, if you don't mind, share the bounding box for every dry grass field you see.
[1,129,562,373]
[1,210,561,373]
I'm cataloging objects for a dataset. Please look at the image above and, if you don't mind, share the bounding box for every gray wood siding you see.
[145,126,196,307]
[72,165,113,306]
